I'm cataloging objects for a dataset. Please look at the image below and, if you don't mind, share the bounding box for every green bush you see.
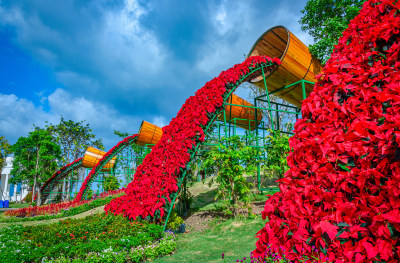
[42,232,176,263]
[201,135,260,217]
[0,213,169,263]
[166,211,184,231]
[102,175,120,192]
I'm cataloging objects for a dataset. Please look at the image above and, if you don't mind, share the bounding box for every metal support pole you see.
[275,103,279,131]
[261,67,274,128]
[301,80,307,100]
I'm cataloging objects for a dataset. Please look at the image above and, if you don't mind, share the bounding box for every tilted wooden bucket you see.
[218,93,263,131]
[248,26,322,107]
[82,146,116,171]
[136,121,163,146]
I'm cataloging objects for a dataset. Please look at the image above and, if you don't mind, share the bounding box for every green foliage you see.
[300,0,366,64]
[0,213,173,263]
[22,192,32,203]
[47,117,104,164]
[0,136,12,172]
[201,135,260,217]
[166,211,184,231]
[46,117,104,201]
[41,232,176,263]
[11,127,62,204]
[102,175,120,192]
[85,189,94,200]
[263,130,291,179]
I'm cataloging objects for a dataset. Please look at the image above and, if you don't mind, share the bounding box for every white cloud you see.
[47,89,142,146]
[196,0,313,75]
[196,1,255,74]
[272,1,314,46]
[151,116,167,128]
[0,89,142,148]
[0,0,169,95]
[0,93,56,141]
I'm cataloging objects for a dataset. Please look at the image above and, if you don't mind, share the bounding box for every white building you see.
[0,157,29,202]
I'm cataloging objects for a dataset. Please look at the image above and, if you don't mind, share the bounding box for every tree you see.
[262,130,291,180]
[299,0,366,64]
[201,135,260,217]
[0,136,12,172]
[47,117,104,165]
[10,128,61,205]
[102,174,120,192]
[46,117,104,200]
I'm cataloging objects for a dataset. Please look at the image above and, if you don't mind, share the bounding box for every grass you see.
[154,215,266,262]
[9,203,31,209]
[188,176,277,212]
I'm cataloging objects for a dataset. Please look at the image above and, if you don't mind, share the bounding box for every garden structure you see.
[17,1,400,261]
[38,137,149,204]
[36,24,321,225]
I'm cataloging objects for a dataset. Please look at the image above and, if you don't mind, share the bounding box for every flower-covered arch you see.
[104,56,281,222]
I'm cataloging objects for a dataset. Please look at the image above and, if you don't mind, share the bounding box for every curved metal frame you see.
[75,135,138,201]
[162,63,276,230]
[37,158,83,203]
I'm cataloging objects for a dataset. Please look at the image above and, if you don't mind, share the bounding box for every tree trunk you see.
[37,188,42,206]
[62,180,66,201]
[32,176,37,203]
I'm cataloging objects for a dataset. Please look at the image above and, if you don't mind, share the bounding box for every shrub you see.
[201,135,260,217]
[262,129,290,179]
[166,211,184,231]
[102,175,120,192]
[22,192,32,203]
[0,213,172,263]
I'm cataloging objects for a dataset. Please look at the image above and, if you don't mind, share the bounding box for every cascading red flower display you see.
[104,56,280,221]
[75,135,138,201]
[253,1,400,262]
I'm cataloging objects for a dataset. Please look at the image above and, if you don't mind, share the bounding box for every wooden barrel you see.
[82,146,116,171]
[218,93,263,131]
[136,121,163,146]
[247,25,322,107]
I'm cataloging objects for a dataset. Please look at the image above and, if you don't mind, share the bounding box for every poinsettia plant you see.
[253,0,400,262]
[104,56,281,222]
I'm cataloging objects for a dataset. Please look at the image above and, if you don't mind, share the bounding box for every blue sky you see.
[0,0,312,149]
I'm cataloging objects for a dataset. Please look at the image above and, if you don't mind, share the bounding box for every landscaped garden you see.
[1,0,400,262]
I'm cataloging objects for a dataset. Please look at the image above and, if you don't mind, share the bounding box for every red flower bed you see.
[104,56,280,221]
[6,189,124,217]
[75,135,138,201]
[253,0,400,262]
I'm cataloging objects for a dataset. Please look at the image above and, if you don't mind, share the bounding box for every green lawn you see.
[9,203,30,209]
[154,215,266,262]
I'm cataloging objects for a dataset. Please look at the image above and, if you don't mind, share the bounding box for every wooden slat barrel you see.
[136,121,163,146]
[218,93,263,131]
[248,25,322,107]
[82,146,116,171]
